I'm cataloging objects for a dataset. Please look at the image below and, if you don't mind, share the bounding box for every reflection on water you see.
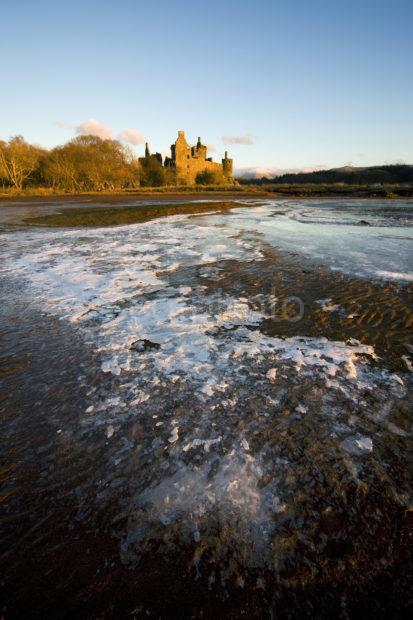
[0,199,412,617]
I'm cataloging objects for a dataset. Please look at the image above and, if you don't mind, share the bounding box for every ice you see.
[3,212,381,390]
[316,298,341,312]
[168,427,179,443]
[401,355,413,372]
[1,199,411,576]
[266,368,277,381]
[134,449,272,537]
[131,392,150,405]
[221,199,413,283]
[179,286,192,295]
[295,404,307,414]
[340,435,373,455]
[102,358,122,375]
[182,438,222,453]
[375,270,413,282]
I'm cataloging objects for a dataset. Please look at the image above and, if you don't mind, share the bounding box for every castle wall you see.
[145,131,234,186]
[175,156,226,185]
[172,131,233,185]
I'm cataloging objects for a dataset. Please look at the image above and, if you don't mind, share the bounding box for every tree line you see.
[240,165,413,186]
[0,135,176,191]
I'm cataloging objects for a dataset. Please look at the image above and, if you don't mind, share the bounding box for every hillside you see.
[240,164,413,185]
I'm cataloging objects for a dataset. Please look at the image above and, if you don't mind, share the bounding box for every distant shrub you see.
[195,169,218,185]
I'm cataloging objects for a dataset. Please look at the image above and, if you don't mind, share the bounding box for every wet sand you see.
[1,268,412,618]
[0,192,267,213]
[0,196,261,228]
[191,245,413,373]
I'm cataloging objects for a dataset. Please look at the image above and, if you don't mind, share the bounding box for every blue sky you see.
[1,0,412,174]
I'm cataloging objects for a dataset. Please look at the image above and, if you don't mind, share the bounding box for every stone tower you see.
[173,130,190,181]
[222,151,233,180]
[139,142,163,166]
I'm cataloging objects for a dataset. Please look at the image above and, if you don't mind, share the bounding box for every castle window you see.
[187,155,190,159]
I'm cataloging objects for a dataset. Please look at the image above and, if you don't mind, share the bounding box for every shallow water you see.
[220,198,413,282]
[0,198,412,617]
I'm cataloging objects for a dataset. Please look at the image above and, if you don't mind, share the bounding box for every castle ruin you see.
[140,131,233,185]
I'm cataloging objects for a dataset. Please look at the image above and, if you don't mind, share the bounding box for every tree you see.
[0,136,44,189]
[0,140,7,187]
[41,146,79,190]
[139,157,166,187]
[41,135,140,191]
[195,169,218,185]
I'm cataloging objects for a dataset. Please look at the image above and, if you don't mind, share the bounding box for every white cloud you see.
[222,134,253,145]
[118,128,145,146]
[234,165,326,179]
[206,144,217,153]
[75,118,112,140]
[57,119,148,146]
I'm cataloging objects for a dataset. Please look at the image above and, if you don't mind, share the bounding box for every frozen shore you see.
[1,199,412,617]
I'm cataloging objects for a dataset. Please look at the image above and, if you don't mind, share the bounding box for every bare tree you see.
[0,136,43,189]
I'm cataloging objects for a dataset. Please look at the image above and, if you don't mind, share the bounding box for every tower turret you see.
[222,151,233,180]
[145,142,150,158]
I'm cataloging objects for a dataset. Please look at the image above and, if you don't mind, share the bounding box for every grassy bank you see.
[24,201,246,227]
[2,183,412,203]
[253,183,413,198]
[0,185,264,199]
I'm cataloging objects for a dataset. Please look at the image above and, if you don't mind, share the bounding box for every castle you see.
[140,131,233,185]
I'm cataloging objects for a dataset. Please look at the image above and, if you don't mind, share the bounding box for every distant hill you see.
[240,164,413,185]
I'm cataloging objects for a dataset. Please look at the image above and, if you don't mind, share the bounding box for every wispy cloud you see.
[118,128,145,146]
[55,121,73,129]
[222,134,253,145]
[206,144,217,153]
[74,118,112,140]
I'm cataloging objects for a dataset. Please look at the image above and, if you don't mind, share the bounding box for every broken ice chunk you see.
[340,435,373,455]
[168,427,179,443]
[266,368,277,381]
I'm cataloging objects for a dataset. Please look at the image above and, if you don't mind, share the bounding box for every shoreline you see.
[3,192,410,229]
[0,190,268,205]
[22,200,249,228]
[1,183,413,204]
